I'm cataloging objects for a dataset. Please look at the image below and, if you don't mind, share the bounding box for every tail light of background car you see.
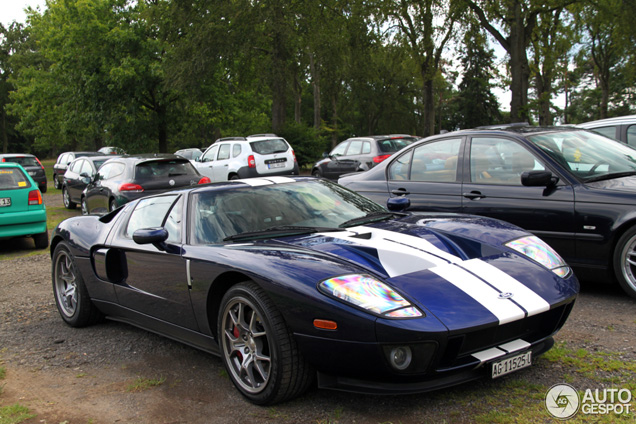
[248,155,256,168]
[198,177,211,184]
[28,189,42,205]
[292,150,297,163]
[373,154,391,163]
[35,157,45,170]
[119,183,144,192]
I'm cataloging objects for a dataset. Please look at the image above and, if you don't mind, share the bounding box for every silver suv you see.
[193,134,299,181]
[577,115,636,147]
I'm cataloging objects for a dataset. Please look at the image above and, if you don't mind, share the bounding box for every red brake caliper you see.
[233,326,243,361]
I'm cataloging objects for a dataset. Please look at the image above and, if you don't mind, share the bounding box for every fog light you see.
[389,346,412,370]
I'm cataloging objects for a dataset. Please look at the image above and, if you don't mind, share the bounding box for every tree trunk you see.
[157,104,168,153]
[422,77,435,136]
[1,106,7,154]
[331,94,338,148]
[310,53,321,130]
[509,1,529,122]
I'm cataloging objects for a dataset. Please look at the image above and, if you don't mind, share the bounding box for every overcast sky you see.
[2,0,47,27]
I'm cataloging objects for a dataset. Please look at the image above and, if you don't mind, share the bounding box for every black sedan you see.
[62,155,115,209]
[53,151,101,189]
[51,176,578,404]
[81,154,210,215]
[339,125,636,298]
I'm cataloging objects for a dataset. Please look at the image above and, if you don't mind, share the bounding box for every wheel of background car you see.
[311,169,322,178]
[614,227,636,299]
[109,199,117,212]
[229,173,240,180]
[81,197,88,215]
[33,231,48,249]
[52,242,103,327]
[40,184,47,194]
[54,175,61,189]
[62,186,76,209]
[218,281,313,405]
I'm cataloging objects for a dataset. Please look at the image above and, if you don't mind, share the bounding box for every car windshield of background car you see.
[0,167,30,189]
[250,139,289,154]
[528,131,636,181]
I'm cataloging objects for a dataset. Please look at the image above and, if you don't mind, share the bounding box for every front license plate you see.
[0,197,11,207]
[491,351,532,378]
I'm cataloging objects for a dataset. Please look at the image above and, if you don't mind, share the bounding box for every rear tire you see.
[62,186,76,209]
[33,231,49,249]
[81,197,89,215]
[109,199,118,212]
[614,227,636,299]
[218,282,313,405]
[54,175,61,189]
[52,242,103,327]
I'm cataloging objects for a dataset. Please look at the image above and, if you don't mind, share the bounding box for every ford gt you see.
[50,176,578,404]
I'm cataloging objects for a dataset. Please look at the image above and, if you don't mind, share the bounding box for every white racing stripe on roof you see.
[458,259,550,316]
[430,263,526,324]
[317,226,460,277]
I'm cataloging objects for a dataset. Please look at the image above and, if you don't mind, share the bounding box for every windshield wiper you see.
[224,225,345,242]
[338,212,398,228]
[583,171,636,183]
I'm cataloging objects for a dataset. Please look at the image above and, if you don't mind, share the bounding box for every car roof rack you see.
[214,137,247,143]
[246,133,278,138]
[475,122,531,130]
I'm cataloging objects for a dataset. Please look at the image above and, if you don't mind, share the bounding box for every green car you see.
[0,162,48,248]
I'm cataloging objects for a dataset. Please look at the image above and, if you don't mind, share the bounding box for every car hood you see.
[278,219,577,331]
[586,175,636,193]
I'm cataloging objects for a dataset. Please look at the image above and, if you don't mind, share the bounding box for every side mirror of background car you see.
[387,196,411,212]
[133,227,169,251]
[521,170,558,187]
[80,175,92,185]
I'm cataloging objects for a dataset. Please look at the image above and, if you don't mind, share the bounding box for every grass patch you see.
[0,404,36,424]
[126,376,166,392]
[0,367,5,380]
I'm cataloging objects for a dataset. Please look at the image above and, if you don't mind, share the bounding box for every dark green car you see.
[0,162,48,248]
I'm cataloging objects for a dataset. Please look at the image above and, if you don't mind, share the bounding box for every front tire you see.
[52,242,103,327]
[613,227,636,299]
[218,282,313,405]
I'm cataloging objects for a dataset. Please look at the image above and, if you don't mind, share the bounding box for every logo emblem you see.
[546,384,580,419]
[498,292,514,300]
[169,179,175,186]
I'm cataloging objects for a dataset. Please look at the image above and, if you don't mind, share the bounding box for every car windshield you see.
[135,160,198,180]
[3,156,39,167]
[249,139,289,155]
[0,167,30,190]
[191,179,387,244]
[528,130,636,182]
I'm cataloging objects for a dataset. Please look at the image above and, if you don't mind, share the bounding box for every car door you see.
[337,139,366,174]
[84,162,125,214]
[212,143,232,181]
[194,145,219,179]
[322,141,350,179]
[461,136,576,259]
[387,137,465,211]
[65,159,85,201]
[108,194,199,330]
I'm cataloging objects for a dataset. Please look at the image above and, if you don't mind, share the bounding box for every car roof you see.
[108,153,189,163]
[0,153,36,158]
[71,155,116,162]
[346,134,417,141]
[576,115,636,128]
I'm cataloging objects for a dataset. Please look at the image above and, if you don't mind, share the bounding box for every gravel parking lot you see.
[1,192,635,423]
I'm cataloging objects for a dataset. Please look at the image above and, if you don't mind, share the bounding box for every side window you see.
[232,144,242,158]
[361,141,371,154]
[408,138,462,182]
[218,144,231,160]
[95,163,113,180]
[80,160,93,175]
[59,154,69,165]
[202,145,219,162]
[346,140,363,155]
[470,137,544,185]
[125,195,180,239]
[388,150,413,180]
[108,163,125,179]
[627,125,636,148]
[330,141,348,157]
[591,126,618,140]
[69,160,82,173]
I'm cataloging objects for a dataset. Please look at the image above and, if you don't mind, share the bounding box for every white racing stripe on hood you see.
[430,264,526,324]
[459,259,550,316]
[318,226,461,277]
[239,177,296,186]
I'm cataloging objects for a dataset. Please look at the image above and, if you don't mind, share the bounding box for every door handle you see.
[391,188,410,196]
[463,191,485,200]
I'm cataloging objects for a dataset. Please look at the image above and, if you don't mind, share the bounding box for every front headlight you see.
[506,235,571,277]
[318,274,423,318]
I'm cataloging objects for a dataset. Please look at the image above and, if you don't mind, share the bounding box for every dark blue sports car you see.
[50,176,578,404]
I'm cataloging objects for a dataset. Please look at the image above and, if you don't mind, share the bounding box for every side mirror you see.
[80,175,92,185]
[387,196,410,212]
[133,227,169,251]
[521,170,558,187]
